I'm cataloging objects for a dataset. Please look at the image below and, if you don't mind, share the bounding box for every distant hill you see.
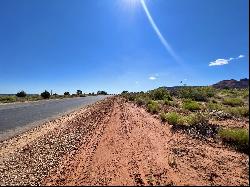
[161,78,249,91]
[212,78,249,89]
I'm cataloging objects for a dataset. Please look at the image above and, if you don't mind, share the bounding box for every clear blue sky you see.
[0,0,248,94]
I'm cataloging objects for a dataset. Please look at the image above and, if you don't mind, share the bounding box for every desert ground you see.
[0,96,248,186]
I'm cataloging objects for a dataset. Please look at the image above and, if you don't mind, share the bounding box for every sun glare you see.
[122,0,141,9]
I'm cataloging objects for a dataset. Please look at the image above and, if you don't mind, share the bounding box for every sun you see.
[122,0,141,9]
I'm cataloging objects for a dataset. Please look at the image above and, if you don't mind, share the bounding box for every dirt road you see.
[0,97,248,186]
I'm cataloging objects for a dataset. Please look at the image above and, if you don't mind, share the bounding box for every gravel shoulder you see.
[0,97,248,186]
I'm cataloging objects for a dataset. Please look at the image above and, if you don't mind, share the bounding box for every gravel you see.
[0,97,114,186]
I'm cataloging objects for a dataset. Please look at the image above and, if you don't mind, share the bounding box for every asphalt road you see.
[0,96,109,140]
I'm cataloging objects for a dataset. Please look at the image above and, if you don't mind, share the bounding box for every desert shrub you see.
[161,112,184,125]
[242,89,249,99]
[97,91,108,95]
[224,107,249,118]
[149,88,172,101]
[136,97,146,106]
[76,90,82,95]
[204,87,216,97]
[16,91,27,97]
[121,91,129,94]
[222,98,244,107]
[186,113,209,126]
[128,94,136,101]
[160,113,168,122]
[28,95,41,101]
[123,93,137,101]
[147,100,160,114]
[236,107,249,117]
[211,99,218,103]
[176,86,216,102]
[218,128,249,151]
[169,100,179,107]
[161,112,209,126]
[0,96,16,103]
[183,99,201,111]
[207,102,223,111]
[64,92,70,96]
[163,98,171,105]
[41,90,51,99]
[163,99,180,107]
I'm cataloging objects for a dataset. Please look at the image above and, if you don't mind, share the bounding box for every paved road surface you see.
[0,96,109,141]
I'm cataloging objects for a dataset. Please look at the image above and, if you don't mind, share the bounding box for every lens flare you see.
[140,0,182,64]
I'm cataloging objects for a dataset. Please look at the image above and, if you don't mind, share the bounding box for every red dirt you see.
[43,97,249,186]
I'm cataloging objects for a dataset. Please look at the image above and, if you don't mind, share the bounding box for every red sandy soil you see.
[42,97,248,186]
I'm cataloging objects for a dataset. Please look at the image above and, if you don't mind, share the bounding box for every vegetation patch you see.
[0,96,16,103]
[224,107,249,118]
[160,112,184,125]
[135,97,148,106]
[207,102,223,111]
[162,112,217,138]
[185,113,209,126]
[218,128,249,152]
[16,91,27,97]
[222,98,244,107]
[41,90,51,99]
[149,88,172,101]
[171,87,216,102]
[182,100,201,111]
[147,100,160,114]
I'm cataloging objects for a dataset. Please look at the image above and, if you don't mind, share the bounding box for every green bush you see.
[149,88,172,101]
[121,91,129,94]
[242,89,249,99]
[76,90,82,95]
[207,102,223,111]
[16,91,27,97]
[183,100,201,111]
[211,99,218,103]
[28,95,41,101]
[41,90,51,99]
[147,101,160,114]
[160,113,168,122]
[222,98,244,107]
[186,113,209,126]
[163,98,171,105]
[127,94,136,101]
[224,107,249,118]
[161,112,208,126]
[218,128,249,151]
[136,97,146,106]
[64,92,70,96]
[0,96,16,103]
[97,91,108,95]
[161,112,184,125]
[170,100,179,107]
[175,87,215,102]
